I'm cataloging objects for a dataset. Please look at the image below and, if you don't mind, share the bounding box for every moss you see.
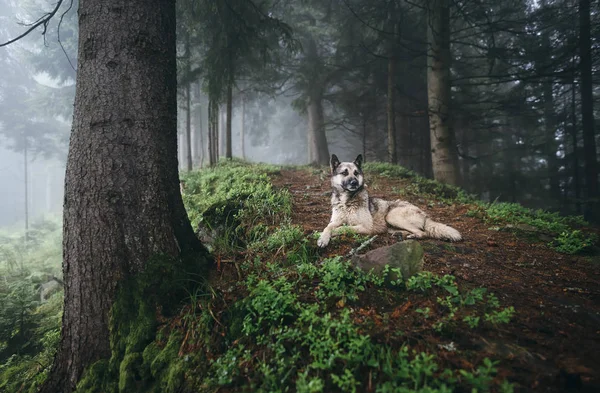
[75,252,208,393]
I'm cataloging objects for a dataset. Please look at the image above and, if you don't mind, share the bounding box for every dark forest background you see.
[0,0,598,225]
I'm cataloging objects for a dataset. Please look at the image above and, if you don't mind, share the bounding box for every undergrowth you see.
[468,201,597,254]
[0,217,63,393]
[7,159,592,391]
[173,161,518,392]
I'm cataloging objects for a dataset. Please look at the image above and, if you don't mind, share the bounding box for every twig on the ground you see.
[346,235,378,257]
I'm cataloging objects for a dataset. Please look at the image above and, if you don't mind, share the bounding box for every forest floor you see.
[265,167,600,392]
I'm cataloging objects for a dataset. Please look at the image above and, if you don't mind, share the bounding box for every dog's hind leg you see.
[385,208,427,239]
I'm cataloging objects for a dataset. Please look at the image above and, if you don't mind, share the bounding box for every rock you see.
[351,240,424,281]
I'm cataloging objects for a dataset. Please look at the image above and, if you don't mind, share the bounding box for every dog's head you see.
[330,154,364,193]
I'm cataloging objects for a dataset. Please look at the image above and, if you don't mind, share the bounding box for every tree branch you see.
[0,0,65,48]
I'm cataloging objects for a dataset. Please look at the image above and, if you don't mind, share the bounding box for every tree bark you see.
[386,2,398,164]
[240,93,246,160]
[226,68,233,159]
[40,1,207,391]
[184,33,193,171]
[579,0,599,221]
[543,80,560,208]
[387,56,397,164]
[306,90,329,166]
[208,99,219,166]
[426,0,459,185]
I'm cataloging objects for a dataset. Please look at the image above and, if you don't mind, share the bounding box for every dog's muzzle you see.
[344,178,360,191]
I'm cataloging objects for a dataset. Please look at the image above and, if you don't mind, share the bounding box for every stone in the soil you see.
[351,240,424,281]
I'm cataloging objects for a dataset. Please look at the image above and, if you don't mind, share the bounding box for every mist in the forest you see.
[2,0,599,230]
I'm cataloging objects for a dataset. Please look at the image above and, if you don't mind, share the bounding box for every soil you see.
[267,167,600,393]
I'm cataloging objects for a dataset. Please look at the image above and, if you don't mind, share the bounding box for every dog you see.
[317,154,462,248]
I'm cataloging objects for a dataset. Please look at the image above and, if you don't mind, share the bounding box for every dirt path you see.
[271,168,600,392]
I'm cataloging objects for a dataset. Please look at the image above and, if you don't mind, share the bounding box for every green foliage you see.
[363,162,475,204]
[76,251,209,393]
[181,161,292,253]
[196,260,512,392]
[0,218,63,392]
[470,202,596,254]
[553,230,598,254]
[315,257,372,302]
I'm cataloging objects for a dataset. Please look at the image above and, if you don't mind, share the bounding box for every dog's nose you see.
[350,178,358,187]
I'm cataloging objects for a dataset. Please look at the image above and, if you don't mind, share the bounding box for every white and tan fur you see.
[317,154,462,248]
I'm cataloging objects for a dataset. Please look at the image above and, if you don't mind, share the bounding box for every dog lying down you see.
[317,154,462,248]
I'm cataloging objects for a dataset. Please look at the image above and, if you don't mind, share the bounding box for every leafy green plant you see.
[553,230,597,254]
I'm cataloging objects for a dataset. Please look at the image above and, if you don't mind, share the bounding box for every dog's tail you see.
[424,219,462,242]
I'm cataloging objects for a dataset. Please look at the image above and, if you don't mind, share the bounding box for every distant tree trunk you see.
[195,83,204,167]
[40,1,208,392]
[208,99,219,166]
[307,89,329,166]
[219,106,226,157]
[240,93,246,160]
[579,0,599,221]
[426,0,459,185]
[23,134,29,246]
[543,80,560,207]
[226,77,233,159]
[184,34,192,171]
[387,57,397,164]
[386,3,398,164]
[304,35,330,166]
[571,68,581,213]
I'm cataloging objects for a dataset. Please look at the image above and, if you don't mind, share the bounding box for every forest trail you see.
[270,167,600,392]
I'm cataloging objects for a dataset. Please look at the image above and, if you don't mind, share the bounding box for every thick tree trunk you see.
[306,90,329,166]
[426,0,459,185]
[579,0,599,221]
[40,1,207,392]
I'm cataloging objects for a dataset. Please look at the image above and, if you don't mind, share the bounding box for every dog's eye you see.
[342,170,348,176]
[354,171,359,176]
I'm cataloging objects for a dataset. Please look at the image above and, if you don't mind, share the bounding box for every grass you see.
[468,201,597,254]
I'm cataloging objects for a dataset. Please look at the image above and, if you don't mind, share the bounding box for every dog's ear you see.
[330,154,340,173]
[354,154,363,169]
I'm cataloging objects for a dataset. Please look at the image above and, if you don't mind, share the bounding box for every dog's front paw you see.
[317,233,330,248]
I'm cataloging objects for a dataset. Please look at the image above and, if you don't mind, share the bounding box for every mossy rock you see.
[351,240,424,281]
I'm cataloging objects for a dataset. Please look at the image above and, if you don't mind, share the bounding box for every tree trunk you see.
[240,93,246,160]
[387,56,397,164]
[226,70,233,159]
[195,82,204,168]
[23,134,29,247]
[40,1,208,391]
[307,90,329,166]
[184,33,193,171]
[571,68,581,214]
[386,2,398,164]
[208,99,219,166]
[543,80,560,208]
[579,0,599,221]
[426,0,459,185]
